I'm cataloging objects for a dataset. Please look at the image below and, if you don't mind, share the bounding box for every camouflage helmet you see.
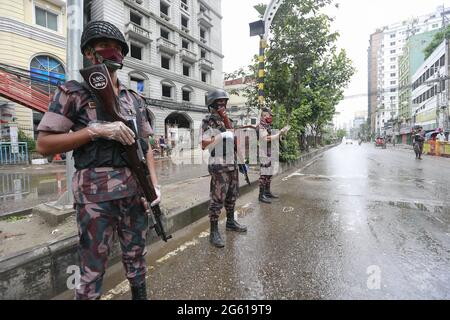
[206,89,229,107]
[80,21,129,56]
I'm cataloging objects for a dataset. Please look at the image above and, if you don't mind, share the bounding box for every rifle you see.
[211,107,251,186]
[80,64,172,242]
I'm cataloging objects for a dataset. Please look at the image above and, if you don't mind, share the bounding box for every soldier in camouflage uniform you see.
[36,21,160,300]
[258,107,289,204]
[200,89,247,248]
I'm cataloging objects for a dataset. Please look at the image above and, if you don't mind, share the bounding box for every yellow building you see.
[0,0,67,139]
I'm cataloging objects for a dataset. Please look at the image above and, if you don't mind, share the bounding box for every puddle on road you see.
[383,200,446,214]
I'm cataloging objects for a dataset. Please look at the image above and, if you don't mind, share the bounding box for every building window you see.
[200,27,207,43]
[161,28,170,40]
[130,77,144,94]
[390,50,396,54]
[390,42,396,46]
[390,65,396,69]
[161,56,170,69]
[183,64,190,77]
[30,55,65,94]
[200,49,206,59]
[181,15,189,32]
[162,84,172,98]
[390,81,396,85]
[182,39,190,49]
[432,23,439,28]
[390,73,396,77]
[130,11,142,25]
[182,89,191,102]
[160,1,170,17]
[181,0,189,11]
[130,44,142,60]
[390,57,396,62]
[35,7,58,31]
[201,71,207,83]
[390,33,396,38]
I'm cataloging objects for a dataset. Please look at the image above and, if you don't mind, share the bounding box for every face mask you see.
[265,116,273,124]
[94,48,124,71]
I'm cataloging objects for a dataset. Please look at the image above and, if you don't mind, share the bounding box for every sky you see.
[221,0,450,127]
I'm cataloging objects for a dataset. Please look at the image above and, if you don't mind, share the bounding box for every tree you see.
[424,25,450,59]
[263,0,354,157]
[336,129,347,140]
[18,129,36,152]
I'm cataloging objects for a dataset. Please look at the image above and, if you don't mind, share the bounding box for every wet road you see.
[0,157,208,215]
[104,143,450,300]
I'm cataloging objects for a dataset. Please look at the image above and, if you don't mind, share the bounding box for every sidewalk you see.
[0,145,335,299]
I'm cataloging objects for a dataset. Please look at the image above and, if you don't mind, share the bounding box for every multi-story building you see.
[411,39,449,133]
[367,30,383,135]
[397,30,439,143]
[0,0,67,139]
[86,0,224,146]
[368,6,448,137]
[224,77,258,127]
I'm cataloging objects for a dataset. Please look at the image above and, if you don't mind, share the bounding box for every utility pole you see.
[52,0,84,208]
[249,0,285,111]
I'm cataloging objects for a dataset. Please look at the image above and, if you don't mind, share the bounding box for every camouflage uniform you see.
[201,114,239,221]
[38,81,152,300]
[258,120,273,190]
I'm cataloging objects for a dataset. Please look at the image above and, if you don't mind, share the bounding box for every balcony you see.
[157,37,178,55]
[181,26,190,34]
[180,48,197,63]
[160,12,171,22]
[125,22,152,44]
[198,11,212,28]
[199,58,214,71]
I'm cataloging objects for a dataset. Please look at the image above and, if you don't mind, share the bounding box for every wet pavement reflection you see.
[0,158,208,215]
[100,143,450,300]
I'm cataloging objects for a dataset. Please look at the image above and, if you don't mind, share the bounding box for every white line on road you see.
[102,231,209,300]
[434,217,445,224]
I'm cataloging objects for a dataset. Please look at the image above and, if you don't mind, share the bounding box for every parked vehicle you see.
[375,137,386,149]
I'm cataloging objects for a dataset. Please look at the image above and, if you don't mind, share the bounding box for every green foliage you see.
[227,0,355,161]
[336,129,347,140]
[424,25,450,59]
[265,0,354,157]
[18,129,36,152]
[6,215,27,223]
[254,4,267,19]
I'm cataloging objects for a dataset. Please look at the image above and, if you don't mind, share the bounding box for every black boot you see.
[226,212,247,232]
[265,183,279,199]
[259,186,272,204]
[210,220,224,248]
[131,282,147,300]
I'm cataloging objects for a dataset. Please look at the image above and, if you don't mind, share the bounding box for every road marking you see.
[102,231,210,300]
[282,172,305,181]
[434,217,444,224]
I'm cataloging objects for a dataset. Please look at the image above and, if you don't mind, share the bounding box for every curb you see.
[0,145,336,300]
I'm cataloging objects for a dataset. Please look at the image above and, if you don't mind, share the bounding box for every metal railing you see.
[0,142,29,165]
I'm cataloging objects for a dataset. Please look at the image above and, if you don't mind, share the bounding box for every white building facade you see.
[88,0,224,146]
[411,39,449,132]
[373,6,447,135]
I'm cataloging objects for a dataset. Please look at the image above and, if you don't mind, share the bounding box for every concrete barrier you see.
[0,145,336,300]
